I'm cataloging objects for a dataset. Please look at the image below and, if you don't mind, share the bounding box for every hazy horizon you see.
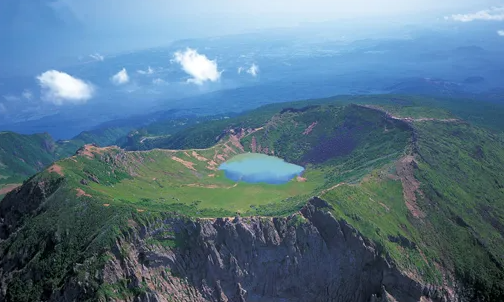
[1,0,503,73]
[1,0,503,139]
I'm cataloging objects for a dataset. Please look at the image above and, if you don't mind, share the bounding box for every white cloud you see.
[22,90,32,100]
[111,68,129,85]
[0,103,6,114]
[247,64,259,77]
[173,48,221,85]
[137,66,154,75]
[37,70,94,105]
[152,78,165,85]
[90,53,105,61]
[446,7,504,22]
[237,67,244,74]
[498,30,504,36]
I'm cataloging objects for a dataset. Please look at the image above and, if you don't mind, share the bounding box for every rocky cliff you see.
[55,198,450,302]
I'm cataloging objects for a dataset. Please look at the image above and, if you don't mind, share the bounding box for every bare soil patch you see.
[296,176,307,182]
[171,156,196,171]
[76,188,92,198]
[0,184,21,195]
[48,164,64,176]
[191,151,208,162]
[229,134,245,152]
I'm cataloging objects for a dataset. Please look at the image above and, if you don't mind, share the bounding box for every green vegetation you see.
[0,126,138,199]
[137,94,504,152]
[1,180,132,301]
[413,122,504,298]
[2,94,504,300]
[50,104,411,218]
[71,126,133,147]
[121,114,234,151]
[320,119,504,299]
[0,132,72,186]
[1,94,501,198]
[321,175,443,284]
[97,278,148,300]
[57,144,323,217]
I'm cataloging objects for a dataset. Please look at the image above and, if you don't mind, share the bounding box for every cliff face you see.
[90,198,451,302]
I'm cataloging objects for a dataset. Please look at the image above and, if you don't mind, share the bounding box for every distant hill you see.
[0,112,230,198]
[0,128,131,199]
[0,132,72,194]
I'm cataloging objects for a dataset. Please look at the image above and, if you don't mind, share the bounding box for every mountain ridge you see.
[1,98,504,301]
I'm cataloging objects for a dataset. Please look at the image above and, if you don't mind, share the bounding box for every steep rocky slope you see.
[96,199,454,302]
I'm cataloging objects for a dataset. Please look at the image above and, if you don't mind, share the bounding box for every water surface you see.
[219,153,304,185]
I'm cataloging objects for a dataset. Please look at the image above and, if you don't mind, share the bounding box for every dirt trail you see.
[185,183,238,189]
[135,126,264,154]
[319,182,346,195]
[303,122,318,135]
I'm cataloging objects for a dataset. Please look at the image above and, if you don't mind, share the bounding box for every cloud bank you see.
[173,48,221,85]
[37,70,94,105]
[111,68,129,85]
[498,30,504,36]
[446,7,504,22]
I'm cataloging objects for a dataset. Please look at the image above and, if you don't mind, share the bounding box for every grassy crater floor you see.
[54,104,411,217]
[57,141,325,217]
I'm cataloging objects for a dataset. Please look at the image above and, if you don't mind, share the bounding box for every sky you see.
[53,1,503,45]
[0,0,503,73]
[1,0,504,136]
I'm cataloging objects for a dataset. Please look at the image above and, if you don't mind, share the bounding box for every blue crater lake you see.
[219,153,305,185]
